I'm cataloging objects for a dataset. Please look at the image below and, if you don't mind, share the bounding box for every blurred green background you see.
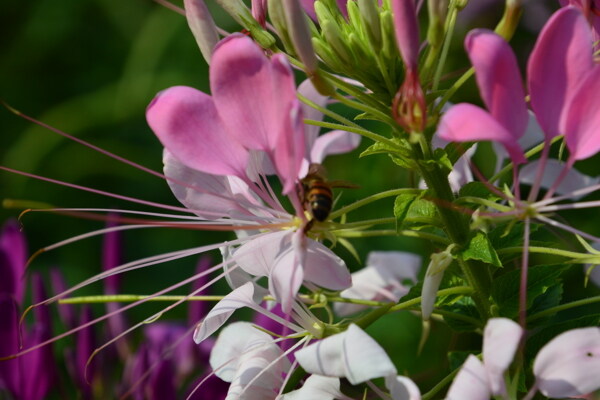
[1,1,598,398]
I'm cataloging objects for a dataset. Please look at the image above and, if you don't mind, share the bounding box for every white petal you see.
[482,318,523,395]
[298,79,328,151]
[281,375,343,400]
[193,282,261,344]
[209,321,275,382]
[534,327,600,398]
[295,324,397,385]
[386,375,421,400]
[233,231,292,277]
[336,251,421,316]
[519,159,600,199]
[309,130,361,164]
[303,239,351,291]
[446,355,491,400]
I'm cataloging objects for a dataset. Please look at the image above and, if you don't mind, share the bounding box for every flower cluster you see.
[3,0,600,399]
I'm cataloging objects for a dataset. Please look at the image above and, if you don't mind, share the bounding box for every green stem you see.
[418,156,492,319]
[422,367,460,400]
[59,294,227,304]
[304,119,398,148]
[334,229,451,245]
[433,67,474,115]
[329,217,396,229]
[298,92,359,129]
[330,188,422,219]
[527,295,600,322]
[497,246,591,259]
[320,70,391,116]
[331,92,396,126]
[389,286,474,312]
[431,4,458,92]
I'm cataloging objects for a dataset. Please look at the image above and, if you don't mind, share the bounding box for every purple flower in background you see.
[0,220,56,400]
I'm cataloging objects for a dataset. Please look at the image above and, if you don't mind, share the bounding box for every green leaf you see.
[491,264,570,318]
[444,142,476,164]
[433,147,453,172]
[448,351,474,371]
[527,284,563,327]
[441,297,480,331]
[458,182,501,202]
[461,231,502,267]
[394,193,418,230]
[488,222,540,251]
[407,195,439,221]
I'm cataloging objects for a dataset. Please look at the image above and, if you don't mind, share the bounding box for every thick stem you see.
[418,160,492,320]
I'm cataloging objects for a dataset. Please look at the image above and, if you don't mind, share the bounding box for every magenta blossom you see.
[147,34,354,314]
[438,7,600,167]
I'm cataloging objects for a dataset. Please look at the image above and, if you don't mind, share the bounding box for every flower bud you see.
[421,245,454,321]
[392,68,427,133]
[184,0,220,63]
[358,0,382,50]
[427,0,448,50]
[215,0,275,48]
[251,0,267,27]
[283,0,318,74]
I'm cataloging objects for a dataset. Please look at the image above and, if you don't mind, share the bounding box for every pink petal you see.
[385,375,422,400]
[193,282,261,344]
[273,100,306,194]
[437,103,526,164]
[534,327,600,398]
[310,130,361,164]
[482,318,523,395]
[564,66,600,161]
[303,239,351,290]
[528,7,594,140]
[446,355,491,400]
[295,324,397,385]
[146,86,249,177]
[465,29,528,139]
[391,0,420,70]
[211,35,297,153]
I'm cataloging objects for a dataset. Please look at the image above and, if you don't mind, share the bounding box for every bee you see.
[300,163,358,232]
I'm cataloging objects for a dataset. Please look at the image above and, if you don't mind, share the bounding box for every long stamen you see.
[5,258,229,360]
[538,200,600,213]
[527,141,551,202]
[0,166,193,214]
[533,182,600,207]
[542,157,575,200]
[535,215,600,242]
[519,218,531,330]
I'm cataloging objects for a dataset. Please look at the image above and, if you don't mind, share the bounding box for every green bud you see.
[215,0,275,48]
[184,0,220,63]
[358,0,382,50]
[427,0,448,49]
[321,20,354,65]
[379,10,397,61]
[268,0,296,55]
[283,0,318,73]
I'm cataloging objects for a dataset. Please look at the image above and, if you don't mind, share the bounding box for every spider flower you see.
[147,34,353,314]
[439,7,600,167]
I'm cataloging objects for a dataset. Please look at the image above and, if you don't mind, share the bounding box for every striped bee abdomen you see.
[306,181,333,222]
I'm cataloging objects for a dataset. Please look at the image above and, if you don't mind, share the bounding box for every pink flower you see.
[147,35,354,313]
[438,7,600,166]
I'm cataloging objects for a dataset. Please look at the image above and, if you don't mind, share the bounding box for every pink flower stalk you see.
[147,34,354,313]
[391,0,427,133]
